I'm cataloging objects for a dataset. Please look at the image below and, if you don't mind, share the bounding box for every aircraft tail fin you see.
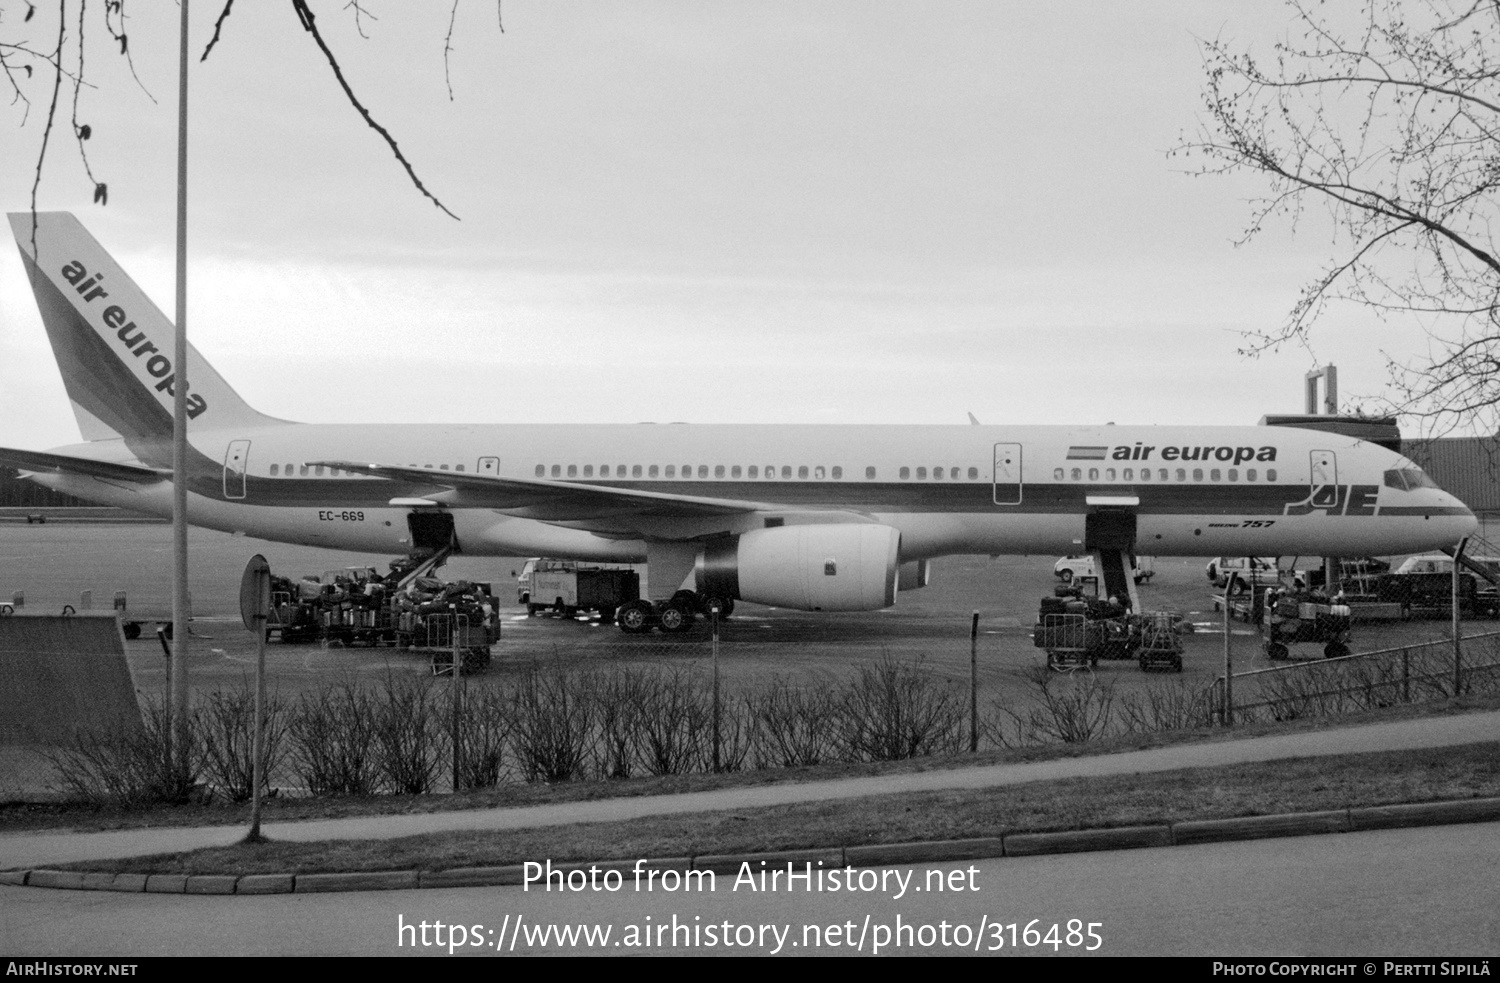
[8,211,287,443]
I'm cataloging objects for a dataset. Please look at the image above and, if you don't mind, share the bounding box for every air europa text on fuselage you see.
[59,259,207,419]
[1072,444,1280,464]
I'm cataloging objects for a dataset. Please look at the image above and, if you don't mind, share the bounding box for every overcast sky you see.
[0,1,1432,450]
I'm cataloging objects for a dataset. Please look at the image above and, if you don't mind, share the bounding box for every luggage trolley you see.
[1261,587,1353,660]
[1034,613,1100,671]
[1136,611,1184,672]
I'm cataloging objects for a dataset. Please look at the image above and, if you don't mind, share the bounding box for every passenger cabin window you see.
[535,465,545,477]
[1267,468,1278,481]
[782,466,792,479]
[832,466,843,479]
[666,465,676,478]
[916,467,928,480]
[300,465,309,476]
[866,467,877,479]
[900,467,910,480]
[1054,468,1064,481]
[967,467,977,479]
[749,466,759,478]
[648,465,659,477]
[270,464,279,476]
[583,465,593,477]
[551,465,561,477]
[798,466,809,479]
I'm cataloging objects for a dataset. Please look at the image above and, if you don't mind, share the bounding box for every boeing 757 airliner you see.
[2,212,1477,630]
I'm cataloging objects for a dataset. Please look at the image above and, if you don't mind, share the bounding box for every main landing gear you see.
[616,591,736,634]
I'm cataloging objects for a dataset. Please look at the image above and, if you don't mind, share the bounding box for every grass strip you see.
[37,740,1500,878]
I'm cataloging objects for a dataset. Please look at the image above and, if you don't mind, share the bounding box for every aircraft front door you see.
[223,439,250,500]
[1310,450,1339,508]
[992,443,1023,505]
[477,457,500,476]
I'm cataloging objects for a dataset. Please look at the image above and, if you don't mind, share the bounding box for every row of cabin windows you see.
[267,463,465,476]
[1053,466,1280,483]
[533,464,987,481]
[536,463,848,480]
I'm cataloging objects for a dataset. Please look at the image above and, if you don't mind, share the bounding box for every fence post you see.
[970,611,979,753]
[451,607,462,792]
[1222,578,1234,726]
[1402,649,1410,703]
[711,603,721,773]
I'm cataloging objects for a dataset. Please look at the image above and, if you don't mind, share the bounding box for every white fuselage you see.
[33,421,1477,565]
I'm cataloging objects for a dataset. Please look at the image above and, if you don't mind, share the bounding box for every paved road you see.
[4,820,1498,956]
[4,709,1497,870]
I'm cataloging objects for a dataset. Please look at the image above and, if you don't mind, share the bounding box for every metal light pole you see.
[170,0,193,783]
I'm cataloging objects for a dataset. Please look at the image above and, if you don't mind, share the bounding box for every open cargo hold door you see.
[1085,509,1138,609]
[407,509,459,553]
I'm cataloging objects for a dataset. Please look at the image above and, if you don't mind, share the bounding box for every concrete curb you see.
[7,796,1498,896]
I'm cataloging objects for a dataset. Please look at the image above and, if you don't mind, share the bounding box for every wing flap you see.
[313,461,772,520]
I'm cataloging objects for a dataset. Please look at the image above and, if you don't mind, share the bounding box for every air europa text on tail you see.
[59,259,207,419]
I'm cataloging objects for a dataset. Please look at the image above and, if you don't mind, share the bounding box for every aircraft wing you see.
[0,446,168,484]
[314,460,789,521]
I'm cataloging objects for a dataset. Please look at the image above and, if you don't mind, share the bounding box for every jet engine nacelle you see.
[696,524,900,611]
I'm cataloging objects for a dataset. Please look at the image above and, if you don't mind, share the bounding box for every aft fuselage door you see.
[992,443,1023,505]
[1310,450,1339,507]
[478,457,500,476]
[223,439,250,500]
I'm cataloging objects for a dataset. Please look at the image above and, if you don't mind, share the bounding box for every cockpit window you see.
[1383,468,1439,491]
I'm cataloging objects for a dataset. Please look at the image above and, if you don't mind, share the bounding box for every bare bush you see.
[1117,678,1214,734]
[287,681,380,796]
[637,667,712,775]
[509,665,596,783]
[590,667,652,780]
[455,683,511,790]
[46,697,201,807]
[1002,666,1116,745]
[833,655,965,762]
[747,677,838,768]
[375,675,448,795]
[196,684,289,803]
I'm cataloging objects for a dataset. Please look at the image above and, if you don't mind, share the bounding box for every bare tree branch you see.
[201,0,233,62]
[1178,0,1500,434]
[291,0,459,220]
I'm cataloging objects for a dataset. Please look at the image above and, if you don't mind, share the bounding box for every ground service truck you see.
[518,558,641,621]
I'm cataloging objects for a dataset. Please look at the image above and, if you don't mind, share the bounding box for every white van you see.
[1053,555,1154,584]
[1396,554,1500,576]
[1205,557,1281,591]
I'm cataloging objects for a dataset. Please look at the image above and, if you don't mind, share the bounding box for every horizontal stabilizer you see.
[0,446,168,484]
